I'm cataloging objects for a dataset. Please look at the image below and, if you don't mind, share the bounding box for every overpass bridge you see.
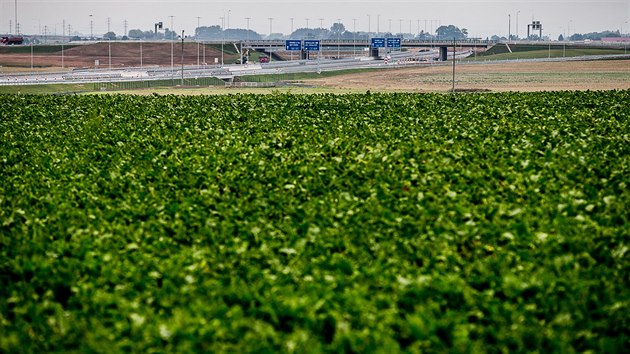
[241,39,495,61]
[244,39,495,49]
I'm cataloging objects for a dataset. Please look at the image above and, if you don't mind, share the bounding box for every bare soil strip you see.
[305,60,630,92]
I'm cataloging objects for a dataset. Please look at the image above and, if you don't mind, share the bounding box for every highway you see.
[0,49,443,86]
[2,50,629,87]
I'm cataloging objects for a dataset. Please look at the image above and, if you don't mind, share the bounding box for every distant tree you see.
[436,25,468,40]
[128,29,144,39]
[196,25,223,40]
[164,28,177,40]
[121,35,129,41]
[330,22,346,36]
[290,27,330,39]
[417,30,434,40]
[103,32,116,40]
[224,28,262,40]
[582,30,621,40]
[558,34,564,41]
[267,32,285,40]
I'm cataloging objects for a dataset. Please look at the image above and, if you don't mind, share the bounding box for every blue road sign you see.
[303,40,320,51]
[387,37,402,48]
[285,40,302,51]
[371,38,385,48]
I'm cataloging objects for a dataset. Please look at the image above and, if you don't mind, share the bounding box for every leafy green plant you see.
[1,91,628,353]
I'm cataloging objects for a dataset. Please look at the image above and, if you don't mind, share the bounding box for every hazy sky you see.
[2,0,629,38]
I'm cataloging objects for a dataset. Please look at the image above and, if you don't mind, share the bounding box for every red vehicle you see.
[1,36,24,45]
[259,56,269,63]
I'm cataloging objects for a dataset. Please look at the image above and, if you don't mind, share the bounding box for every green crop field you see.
[1,92,629,353]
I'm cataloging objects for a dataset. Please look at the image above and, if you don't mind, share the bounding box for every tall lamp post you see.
[196,16,201,66]
[268,17,273,62]
[516,11,521,40]
[169,16,175,75]
[15,0,19,34]
[336,18,341,58]
[220,16,224,65]
[508,14,511,41]
[181,30,185,85]
[352,18,357,56]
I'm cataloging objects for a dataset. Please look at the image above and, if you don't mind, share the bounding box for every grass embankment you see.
[1,92,628,352]
[473,43,628,61]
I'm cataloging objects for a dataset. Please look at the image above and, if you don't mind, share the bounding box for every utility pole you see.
[169,15,175,75]
[516,11,520,40]
[15,0,18,34]
[353,18,357,56]
[107,17,110,33]
[452,38,456,92]
[508,14,511,41]
[89,14,93,39]
[196,16,201,66]
[181,30,185,86]
[124,19,128,37]
[220,16,224,65]
[336,18,341,59]
[268,17,273,62]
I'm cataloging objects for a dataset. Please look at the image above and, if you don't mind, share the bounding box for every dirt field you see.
[0,42,234,69]
[306,60,630,92]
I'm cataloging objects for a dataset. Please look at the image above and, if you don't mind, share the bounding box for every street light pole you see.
[516,11,520,40]
[169,15,175,75]
[268,17,273,62]
[336,18,341,59]
[181,30,184,86]
[353,18,357,56]
[14,0,18,34]
[196,16,201,66]
[367,14,371,34]
[220,16,224,65]
[508,14,511,41]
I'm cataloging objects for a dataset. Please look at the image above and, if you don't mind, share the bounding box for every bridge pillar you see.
[301,50,308,60]
[371,48,380,58]
[439,47,448,61]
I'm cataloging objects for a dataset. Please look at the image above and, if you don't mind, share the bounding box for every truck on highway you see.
[1,36,24,45]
